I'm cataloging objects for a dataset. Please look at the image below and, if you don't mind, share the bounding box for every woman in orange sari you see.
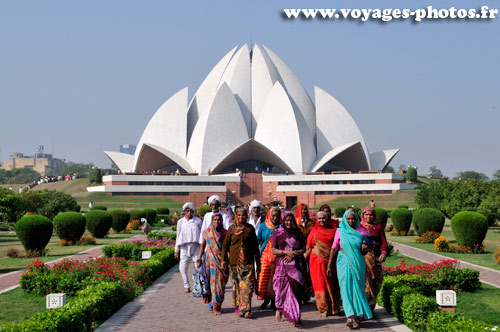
[256,207,281,310]
[304,210,340,316]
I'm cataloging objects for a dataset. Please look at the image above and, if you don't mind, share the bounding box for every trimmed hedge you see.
[156,207,170,215]
[143,208,156,224]
[15,215,53,252]
[401,293,437,331]
[398,204,409,209]
[390,285,416,322]
[129,209,146,221]
[102,242,169,260]
[412,208,446,236]
[109,209,131,234]
[155,214,170,224]
[451,211,488,247]
[374,207,388,228]
[334,207,346,218]
[91,205,107,211]
[196,204,212,217]
[426,311,493,332]
[85,210,112,238]
[391,208,413,233]
[53,212,86,242]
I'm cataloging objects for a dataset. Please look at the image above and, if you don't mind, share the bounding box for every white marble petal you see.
[187,82,249,174]
[135,143,193,173]
[315,86,370,169]
[255,82,316,173]
[370,149,399,171]
[187,46,238,142]
[104,151,134,173]
[310,141,369,172]
[263,45,316,140]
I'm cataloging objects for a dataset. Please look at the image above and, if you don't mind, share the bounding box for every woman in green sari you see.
[327,210,372,329]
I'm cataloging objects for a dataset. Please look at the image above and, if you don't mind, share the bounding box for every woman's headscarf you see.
[319,204,331,213]
[361,206,376,228]
[234,207,248,226]
[282,211,303,237]
[264,207,280,230]
[295,202,309,227]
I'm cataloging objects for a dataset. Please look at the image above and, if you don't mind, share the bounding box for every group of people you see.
[174,195,388,329]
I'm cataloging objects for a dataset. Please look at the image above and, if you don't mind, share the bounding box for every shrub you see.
[391,208,413,233]
[6,248,19,258]
[129,209,146,222]
[91,205,107,211]
[15,215,53,252]
[390,285,417,322]
[406,167,417,182]
[401,293,437,331]
[21,190,80,220]
[374,207,388,228]
[143,208,156,224]
[494,246,500,265]
[85,210,112,238]
[426,311,493,332]
[415,231,441,243]
[125,219,141,233]
[89,167,102,183]
[109,209,131,233]
[53,212,86,242]
[147,231,176,241]
[156,207,170,215]
[155,214,170,225]
[412,208,446,236]
[197,204,212,217]
[377,276,401,312]
[334,207,346,218]
[436,268,480,292]
[398,204,409,209]
[79,235,96,245]
[451,211,488,247]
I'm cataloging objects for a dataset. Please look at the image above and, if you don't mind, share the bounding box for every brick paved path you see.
[0,233,148,294]
[97,264,407,332]
[392,242,500,288]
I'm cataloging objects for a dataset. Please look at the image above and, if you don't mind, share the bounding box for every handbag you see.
[192,269,208,298]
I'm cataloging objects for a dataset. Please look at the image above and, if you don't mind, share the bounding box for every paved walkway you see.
[97,264,410,332]
[392,242,500,288]
[0,233,147,294]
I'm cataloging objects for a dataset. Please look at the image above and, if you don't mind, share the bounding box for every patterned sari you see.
[201,225,229,312]
[257,210,277,300]
[307,222,340,315]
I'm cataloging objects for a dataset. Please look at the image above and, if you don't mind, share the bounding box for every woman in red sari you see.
[319,204,340,228]
[360,206,388,310]
[304,210,340,316]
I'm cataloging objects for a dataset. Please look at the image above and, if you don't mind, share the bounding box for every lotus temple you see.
[88,44,415,207]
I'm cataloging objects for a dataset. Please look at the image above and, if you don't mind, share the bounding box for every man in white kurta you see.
[199,195,231,242]
[248,199,264,233]
[175,202,202,292]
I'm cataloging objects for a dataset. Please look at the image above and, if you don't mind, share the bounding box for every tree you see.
[384,166,395,173]
[457,171,489,181]
[58,162,95,177]
[406,167,418,182]
[429,166,443,178]
[493,169,500,180]
[89,168,102,184]
[0,188,24,223]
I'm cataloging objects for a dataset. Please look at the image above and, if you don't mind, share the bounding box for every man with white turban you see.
[175,202,202,293]
[248,199,265,233]
[199,195,231,242]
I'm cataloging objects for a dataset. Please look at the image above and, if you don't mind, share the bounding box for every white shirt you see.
[200,211,231,243]
[248,214,263,234]
[175,216,202,252]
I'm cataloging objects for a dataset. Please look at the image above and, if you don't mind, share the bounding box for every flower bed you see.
[434,236,486,254]
[414,231,441,244]
[494,246,500,265]
[146,230,176,241]
[3,241,176,331]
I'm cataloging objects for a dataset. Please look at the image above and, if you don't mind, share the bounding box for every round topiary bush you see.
[412,208,446,236]
[197,205,212,217]
[109,209,131,233]
[374,208,388,228]
[91,205,107,211]
[129,209,146,222]
[53,212,86,242]
[156,207,170,215]
[15,215,53,252]
[398,204,409,209]
[85,210,112,238]
[451,211,488,247]
[143,208,157,224]
[334,207,346,218]
[391,208,413,233]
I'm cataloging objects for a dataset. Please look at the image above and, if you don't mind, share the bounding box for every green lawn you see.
[0,230,144,275]
[388,221,500,271]
[314,190,418,211]
[383,251,422,267]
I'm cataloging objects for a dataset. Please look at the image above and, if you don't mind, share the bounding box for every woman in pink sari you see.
[272,211,307,327]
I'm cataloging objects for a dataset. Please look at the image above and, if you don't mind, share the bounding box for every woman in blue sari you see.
[327,209,372,329]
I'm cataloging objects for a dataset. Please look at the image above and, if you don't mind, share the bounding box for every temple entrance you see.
[286,196,297,210]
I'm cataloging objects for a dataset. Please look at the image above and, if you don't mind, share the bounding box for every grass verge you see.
[314,190,418,210]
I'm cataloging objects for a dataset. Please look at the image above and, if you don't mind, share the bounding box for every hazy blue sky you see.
[1,0,499,178]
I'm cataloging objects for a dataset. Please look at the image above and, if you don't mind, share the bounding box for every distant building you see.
[119,144,136,155]
[1,152,66,176]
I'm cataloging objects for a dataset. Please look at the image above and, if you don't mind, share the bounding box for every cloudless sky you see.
[1,0,499,178]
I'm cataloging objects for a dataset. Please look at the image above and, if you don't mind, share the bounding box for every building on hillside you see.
[120,144,136,155]
[1,152,67,176]
[91,44,414,207]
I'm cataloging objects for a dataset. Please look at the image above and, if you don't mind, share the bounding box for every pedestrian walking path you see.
[97,264,409,332]
[0,233,147,294]
[392,242,500,288]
